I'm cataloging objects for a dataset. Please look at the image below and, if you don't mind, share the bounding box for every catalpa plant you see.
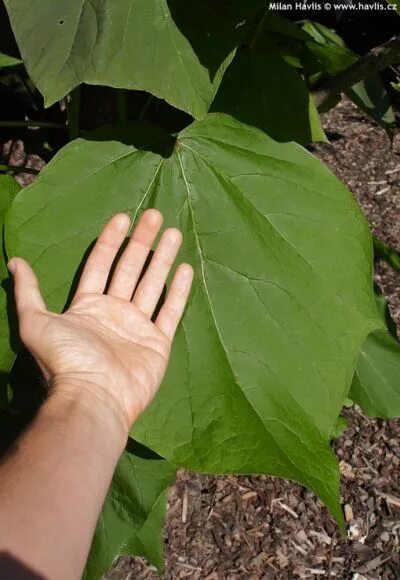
[1,1,400,575]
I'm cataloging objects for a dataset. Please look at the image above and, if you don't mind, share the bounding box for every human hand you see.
[8,210,193,433]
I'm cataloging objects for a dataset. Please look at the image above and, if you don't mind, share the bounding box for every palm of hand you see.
[33,295,170,421]
[10,211,193,431]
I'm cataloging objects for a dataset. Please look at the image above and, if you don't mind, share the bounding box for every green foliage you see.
[5,114,383,528]
[350,288,400,419]
[0,176,20,407]
[302,20,395,135]
[347,77,395,137]
[1,2,400,574]
[0,51,21,68]
[4,0,257,117]
[0,175,20,214]
[351,330,400,418]
[211,49,326,144]
[85,443,176,578]
[302,21,359,80]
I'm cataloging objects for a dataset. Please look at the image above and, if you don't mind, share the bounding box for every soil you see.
[3,98,400,579]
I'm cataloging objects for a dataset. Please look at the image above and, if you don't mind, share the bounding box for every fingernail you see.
[7,259,16,274]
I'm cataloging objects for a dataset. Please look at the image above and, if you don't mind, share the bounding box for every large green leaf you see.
[85,442,176,578]
[4,0,254,117]
[211,48,326,144]
[5,114,381,524]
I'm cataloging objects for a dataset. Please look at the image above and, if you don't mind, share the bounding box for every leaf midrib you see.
[174,146,321,479]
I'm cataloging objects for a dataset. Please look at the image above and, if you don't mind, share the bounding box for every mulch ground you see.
[2,98,400,579]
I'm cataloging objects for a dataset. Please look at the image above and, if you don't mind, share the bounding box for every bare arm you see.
[0,210,193,579]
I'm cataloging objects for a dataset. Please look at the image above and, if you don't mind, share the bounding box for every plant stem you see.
[0,120,66,130]
[374,236,400,274]
[116,90,128,122]
[312,34,400,109]
[0,164,39,175]
[138,95,154,120]
[67,87,81,141]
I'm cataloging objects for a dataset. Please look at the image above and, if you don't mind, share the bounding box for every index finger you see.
[74,213,131,298]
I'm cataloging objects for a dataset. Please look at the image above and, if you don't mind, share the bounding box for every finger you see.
[155,263,193,340]
[74,213,131,298]
[8,257,46,318]
[133,228,182,317]
[108,209,163,300]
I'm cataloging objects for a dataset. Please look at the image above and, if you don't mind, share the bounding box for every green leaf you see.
[0,175,21,373]
[85,442,176,578]
[302,21,395,134]
[256,13,310,69]
[303,20,359,83]
[5,114,381,525]
[0,175,20,215]
[0,51,22,68]
[212,49,326,144]
[350,287,400,419]
[4,0,253,117]
[346,75,395,137]
[304,40,358,79]
[0,176,20,406]
[302,21,346,48]
[302,22,358,81]
[330,415,348,440]
[351,331,400,419]
[264,13,311,42]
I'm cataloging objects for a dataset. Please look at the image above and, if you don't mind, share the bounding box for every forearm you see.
[0,386,127,580]
[1,212,192,577]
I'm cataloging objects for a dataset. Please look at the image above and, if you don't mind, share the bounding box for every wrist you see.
[44,378,130,453]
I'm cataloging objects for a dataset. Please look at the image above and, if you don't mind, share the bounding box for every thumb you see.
[8,258,46,319]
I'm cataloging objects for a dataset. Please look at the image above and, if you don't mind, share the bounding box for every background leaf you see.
[347,75,396,138]
[302,21,358,81]
[5,114,381,525]
[211,48,326,145]
[302,21,347,49]
[0,175,20,407]
[351,331,400,419]
[0,51,21,68]
[4,0,256,117]
[350,287,400,419]
[302,20,395,135]
[85,442,176,579]
[254,13,310,69]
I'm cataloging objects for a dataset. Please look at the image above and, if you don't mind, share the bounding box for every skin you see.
[0,210,193,580]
